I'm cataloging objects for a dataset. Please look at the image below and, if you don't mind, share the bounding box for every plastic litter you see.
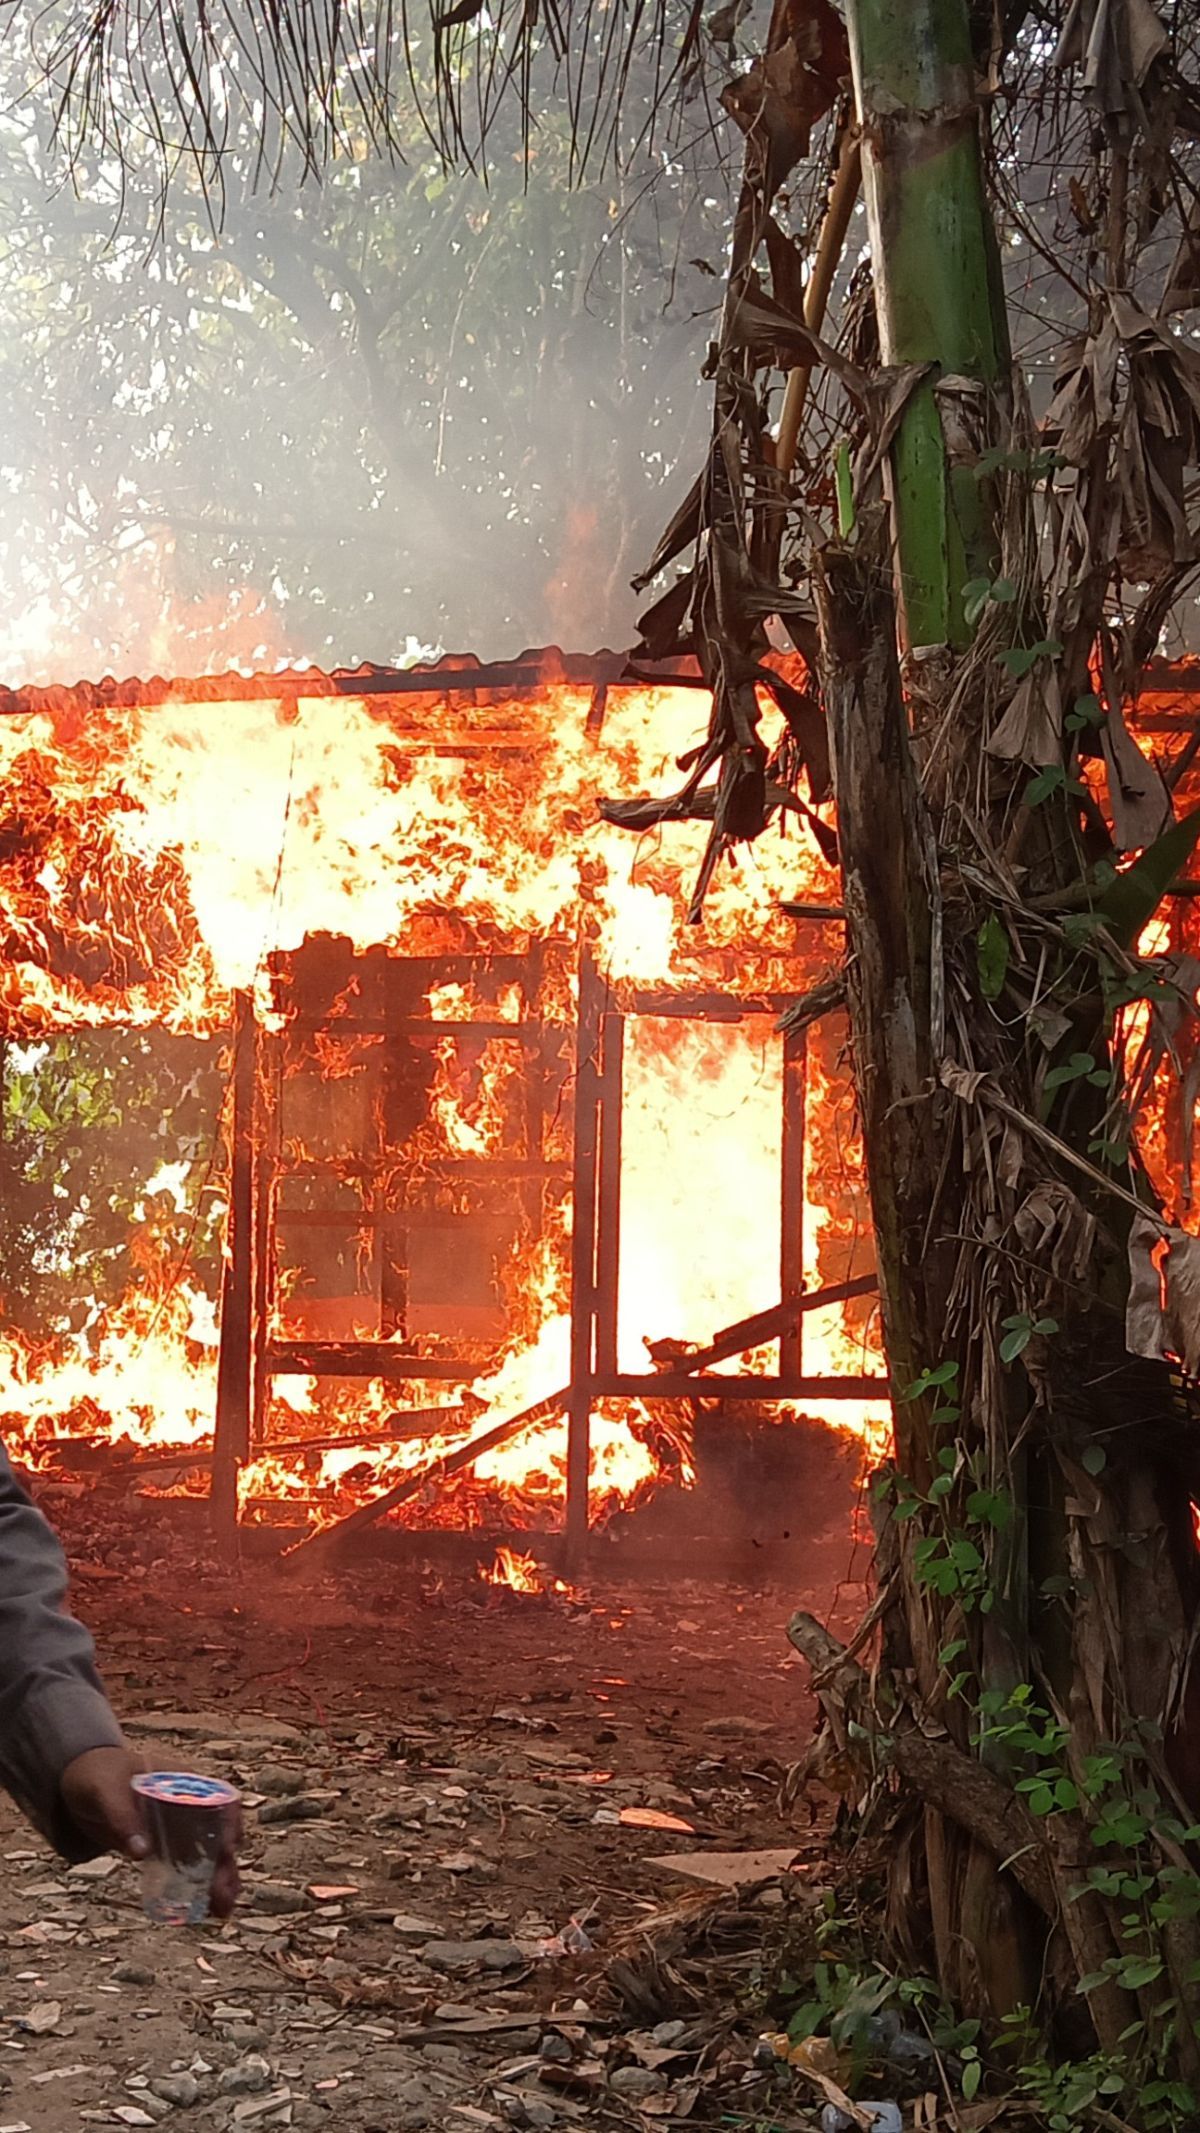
[820,2104,903,2133]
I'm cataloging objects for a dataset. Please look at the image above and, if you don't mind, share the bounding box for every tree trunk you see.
[818,0,1200,2074]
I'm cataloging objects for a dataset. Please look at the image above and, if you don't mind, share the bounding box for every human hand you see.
[60,1747,241,1916]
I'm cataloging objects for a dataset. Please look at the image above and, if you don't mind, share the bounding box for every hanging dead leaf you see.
[1054,0,1168,112]
[1099,696,1173,849]
[1126,1213,1200,1373]
[1042,319,1120,465]
[719,0,848,188]
[1013,1182,1096,1287]
[986,666,1063,766]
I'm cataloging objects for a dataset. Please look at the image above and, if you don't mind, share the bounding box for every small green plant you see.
[999,1310,1059,1361]
[977,910,1009,999]
[1025,760,1088,806]
[962,573,1017,626]
[1066,693,1106,733]
[999,635,1062,678]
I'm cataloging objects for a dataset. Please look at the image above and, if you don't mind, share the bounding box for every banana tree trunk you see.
[829,0,1200,2063]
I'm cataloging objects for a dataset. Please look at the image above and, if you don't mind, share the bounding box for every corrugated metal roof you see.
[0,647,697,718]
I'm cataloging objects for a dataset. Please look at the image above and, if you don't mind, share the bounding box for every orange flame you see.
[0,667,891,1526]
[481,1545,545,1594]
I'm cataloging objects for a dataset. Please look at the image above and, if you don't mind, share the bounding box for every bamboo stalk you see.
[776,133,863,479]
[846,0,1007,646]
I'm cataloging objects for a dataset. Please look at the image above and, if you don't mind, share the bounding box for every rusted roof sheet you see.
[0,647,670,718]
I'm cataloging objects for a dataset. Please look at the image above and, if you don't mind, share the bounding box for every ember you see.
[480,1545,573,1598]
[482,1545,544,1593]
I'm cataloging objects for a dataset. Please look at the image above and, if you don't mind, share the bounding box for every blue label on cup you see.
[133,1772,240,1808]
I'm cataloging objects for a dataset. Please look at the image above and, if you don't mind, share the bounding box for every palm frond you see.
[15,0,719,210]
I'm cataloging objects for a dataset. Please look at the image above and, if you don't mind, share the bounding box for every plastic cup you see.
[131,1772,240,1925]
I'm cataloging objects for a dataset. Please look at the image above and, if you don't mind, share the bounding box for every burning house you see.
[13,648,1194,1577]
[0,650,893,1573]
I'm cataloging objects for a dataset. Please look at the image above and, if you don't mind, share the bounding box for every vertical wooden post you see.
[780,1028,807,1385]
[566,944,604,1568]
[250,1027,271,1458]
[211,990,256,1546]
[593,1009,624,1380]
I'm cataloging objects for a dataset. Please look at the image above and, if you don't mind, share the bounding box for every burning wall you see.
[0,653,889,1544]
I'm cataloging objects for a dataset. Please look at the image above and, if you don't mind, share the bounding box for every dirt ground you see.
[0,1493,868,2133]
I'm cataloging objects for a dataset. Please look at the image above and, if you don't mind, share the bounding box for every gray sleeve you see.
[0,1443,124,1857]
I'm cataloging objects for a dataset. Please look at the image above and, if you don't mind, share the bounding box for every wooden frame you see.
[211,938,885,1556]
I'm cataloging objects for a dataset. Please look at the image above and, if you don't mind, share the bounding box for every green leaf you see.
[966,1488,1014,1529]
[1063,910,1106,948]
[962,2059,982,2101]
[1097,805,1200,949]
[1000,1325,1032,1363]
[903,1360,958,1399]
[786,2001,825,2042]
[1043,1051,1097,1093]
[977,912,1009,1001]
[1020,1780,1056,1815]
[991,577,1017,604]
[834,441,855,537]
[1025,762,1067,807]
[1081,1443,1107,1475]
[963,576,991,626]
[999,637,1062,679]
[1066,692,1105,733]
[1089,1132,1131,1166]
[1114,1956,1164,1991]
[1001,645,1041,678]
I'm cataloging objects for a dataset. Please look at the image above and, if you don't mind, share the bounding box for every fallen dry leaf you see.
[788,2035,847,2080]
[644,1847,799,1886]
[618,1808,695,1833]
[19,1999,61,2035]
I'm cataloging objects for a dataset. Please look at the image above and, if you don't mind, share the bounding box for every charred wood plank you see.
[281,1387,570,1568]
[591,1371,884,1398]
[266,1344,497,1379]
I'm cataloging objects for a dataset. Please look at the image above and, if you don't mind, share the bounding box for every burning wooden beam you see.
[211,990,257,1548]
[280,1386,571,1569]
[644,1274,879,1379]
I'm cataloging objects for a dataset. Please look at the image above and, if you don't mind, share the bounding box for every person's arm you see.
[0,1440,126,1857]
[0,1443,238,1906]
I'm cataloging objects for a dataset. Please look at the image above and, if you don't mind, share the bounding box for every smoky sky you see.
[0,31,741,685]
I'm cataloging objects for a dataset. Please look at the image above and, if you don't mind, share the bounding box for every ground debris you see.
[0,1540,846,2133]
[642,1846,801,1886]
